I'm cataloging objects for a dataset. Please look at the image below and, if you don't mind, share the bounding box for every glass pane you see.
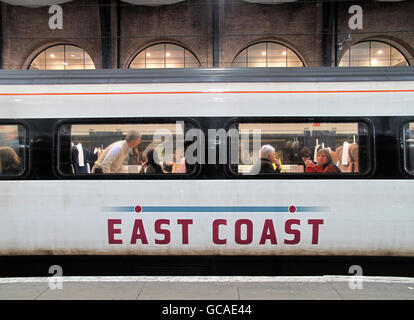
[404,122,414,174]
[59,122,188,175]
[247,43,267,67]
[286,48,303,67]
[0,124,25,176]
[391,46,408,66]
[232,49,247,68]
[46,45,65,70]
[267,43,287,67]
[65,45,85,70]
[350,42,370,67]
[145,44,164,69]
[184,50,200,68]
[232,122,369,175]
[84,52,96,70]
[339,49,350,67]
[165,44,184,68]
[29,51,46,70]
[130,51,146,69]
[370,42,390,67]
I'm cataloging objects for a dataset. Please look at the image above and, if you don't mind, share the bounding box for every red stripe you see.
[0,89,413,96]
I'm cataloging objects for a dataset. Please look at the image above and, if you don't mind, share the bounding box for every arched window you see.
[29,44,95,70]
[339,41,409,67]
[232,42,304,68]
[129,43,200,69]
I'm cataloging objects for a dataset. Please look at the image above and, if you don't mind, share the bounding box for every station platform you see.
[1,276,413,300]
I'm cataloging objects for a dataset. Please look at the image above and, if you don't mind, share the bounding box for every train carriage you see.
[0,67,413,275]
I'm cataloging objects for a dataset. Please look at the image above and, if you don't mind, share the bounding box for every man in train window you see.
[91,130,141,174]
[249,145,281,175]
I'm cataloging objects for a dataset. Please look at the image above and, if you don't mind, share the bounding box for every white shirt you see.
[94,140,129,173]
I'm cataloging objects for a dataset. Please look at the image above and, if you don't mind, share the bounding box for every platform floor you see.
[0,276,414,300]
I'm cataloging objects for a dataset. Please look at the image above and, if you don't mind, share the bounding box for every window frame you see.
[224,117,375,179]
[55,117,202,179]
[28,44,95,71]
[128,42,201,69]
[232,41,305,68]
[400,119,414,177]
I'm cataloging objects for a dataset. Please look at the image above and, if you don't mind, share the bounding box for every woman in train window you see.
[249,145,281,174]
[305,148,341,173]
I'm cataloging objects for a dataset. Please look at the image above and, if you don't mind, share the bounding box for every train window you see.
[0,124,25,176]
[58,121,194,176]
[229,121,370,176]
[403,122,414,174]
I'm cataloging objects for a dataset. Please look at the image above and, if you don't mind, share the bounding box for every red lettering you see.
[130,219,148,244]
[235,219,253,245]
[259,219,277,244]
[177,219,193,244]
[108,219,123,244]
[154,219,170,244]
[213,219,227,245]
[308,219,324,244]
[284,219,301,245]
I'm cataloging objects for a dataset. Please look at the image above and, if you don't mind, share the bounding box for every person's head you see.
[316,148,333,166]
[300,147,312,163]
[126,130,141,148]
[259,145,276,162]
[0,146,20,174]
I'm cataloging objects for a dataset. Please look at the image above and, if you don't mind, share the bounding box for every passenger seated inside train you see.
[249,145,282,174]
[300,147,313,172]
[0,146,21,175]
[305,148,341,173]
[139,147,164,174]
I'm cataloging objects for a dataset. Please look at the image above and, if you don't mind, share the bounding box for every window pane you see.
[166,43,184,68]
[65,45,85,70]
[391,46,409,66]
[145,44,165,69]
[59,122,188,175]
[232,49,247,68]
[350,42,370,67]
[247,43,267,67]
[404,122,414,174]
[84,52,96,70]
[232,122,369,175]
[267,43,287,67]
[371,42,390,67]
[130,51,146,69]
[0,125,25,176]
[184,50,200,68]
[30,51,46,70]
[46,45,65,70]
[339,50,350,67]
[287,48,303,67]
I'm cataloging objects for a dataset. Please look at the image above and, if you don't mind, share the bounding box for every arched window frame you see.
[232,41,305,68]
[128,42,201,69]
[27,44,95,70]
[338,40,410,67]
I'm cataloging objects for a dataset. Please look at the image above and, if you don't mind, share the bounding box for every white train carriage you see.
[0,68,413,266]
